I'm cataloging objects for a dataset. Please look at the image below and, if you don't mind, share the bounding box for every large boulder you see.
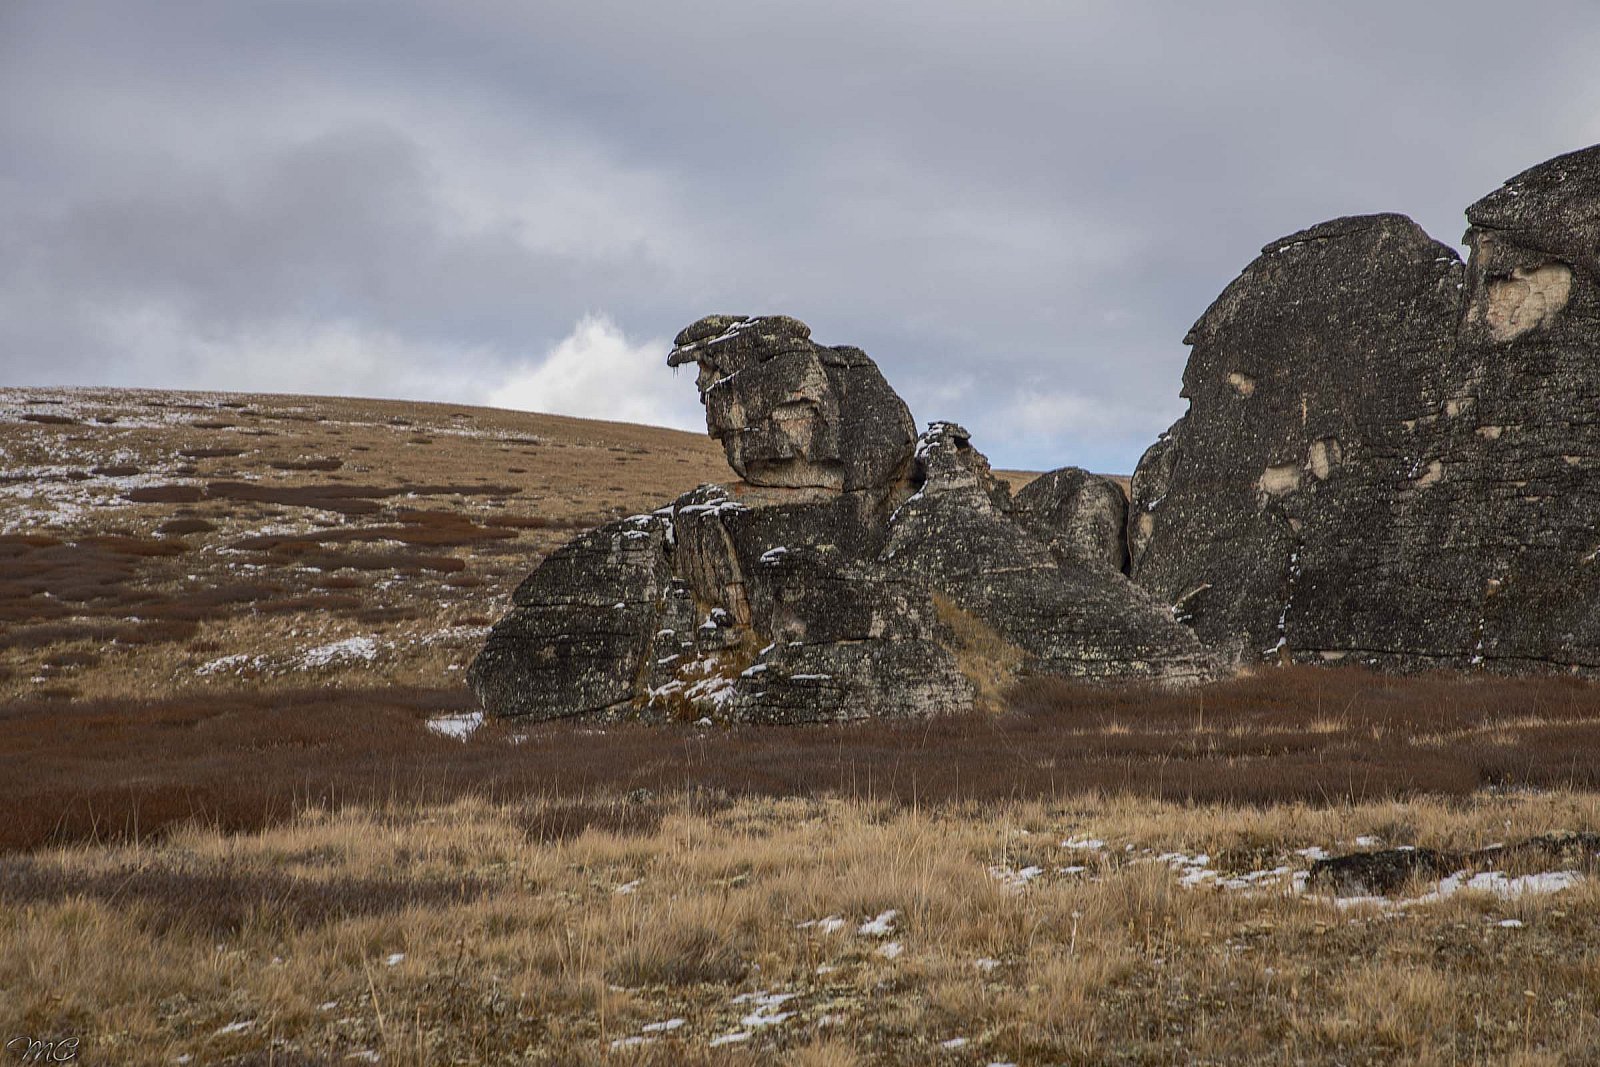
[473,321,1216,723]
[469,514,675,720]
[1012,466,1131,573]
[1128,213,1464,663]
[1130,144,1600,674]
[1424,144,1600,671]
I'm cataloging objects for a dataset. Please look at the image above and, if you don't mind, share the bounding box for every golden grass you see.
[4,791,1600,1065]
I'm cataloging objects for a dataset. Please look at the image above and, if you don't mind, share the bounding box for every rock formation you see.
[473,317,1214,722]
[473,142,1600,721]
[1131,143,1600,673]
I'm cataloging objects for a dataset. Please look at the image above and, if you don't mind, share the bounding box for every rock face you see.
[1131,144,1600,673]
[473,318,1216,722]
[1013,466,1130,573]
[666,315,916,502]
[1129,213,1465,663]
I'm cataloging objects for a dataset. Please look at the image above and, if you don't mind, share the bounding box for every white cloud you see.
[487,314,706,431]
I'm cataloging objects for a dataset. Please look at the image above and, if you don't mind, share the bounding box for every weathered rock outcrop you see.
[474,319,1216,722]
[1131,143,1600,674]
[1129,213,1465,662]
[473,143,1600,720]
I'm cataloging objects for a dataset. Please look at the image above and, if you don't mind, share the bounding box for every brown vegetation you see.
[7,667,1600,853]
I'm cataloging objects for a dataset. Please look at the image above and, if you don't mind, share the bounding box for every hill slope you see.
[0,387,738,704]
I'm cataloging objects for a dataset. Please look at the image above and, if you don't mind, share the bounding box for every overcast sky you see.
[3,3,1598,472]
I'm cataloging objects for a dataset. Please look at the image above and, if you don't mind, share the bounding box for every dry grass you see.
[4,791,1600,1065]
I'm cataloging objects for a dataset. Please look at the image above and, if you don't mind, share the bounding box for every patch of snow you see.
[1354,835,1382,847]
[708,1032,751,1047]
[797,916,847,935]
[732,990,797,1030]
[426,712,483,740]
[988,865,1044,891]
[300,636,380,669]
[384,953,405,966]
[1062,836,1106,851]
[941,1037,969,1050]
[197,653,265,677]
[614,879,643,895]
[858,909,898,937]
[214,1020,254,1036]
[641,1018,686,1033]
[876,941,904,960]
[975,957,1001,973]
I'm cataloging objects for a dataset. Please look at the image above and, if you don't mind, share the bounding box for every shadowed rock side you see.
[473,318,1217,722]
[1132,143,1600,674]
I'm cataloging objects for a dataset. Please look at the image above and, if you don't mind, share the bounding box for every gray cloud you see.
[3,1,1598,472]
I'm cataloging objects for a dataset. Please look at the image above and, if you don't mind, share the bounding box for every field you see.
[4,388,1600,1065]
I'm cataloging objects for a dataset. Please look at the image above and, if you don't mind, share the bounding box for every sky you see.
[3,3,1598,473]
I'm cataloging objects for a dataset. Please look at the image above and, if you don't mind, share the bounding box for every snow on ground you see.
[1332,868,1585,911]
[299,636,380,669]
[988,864,1045,891]
[425,712,483,740]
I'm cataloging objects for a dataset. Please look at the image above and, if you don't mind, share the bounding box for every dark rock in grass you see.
[1308,848,1462,897]
[1308,832,1600,898]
